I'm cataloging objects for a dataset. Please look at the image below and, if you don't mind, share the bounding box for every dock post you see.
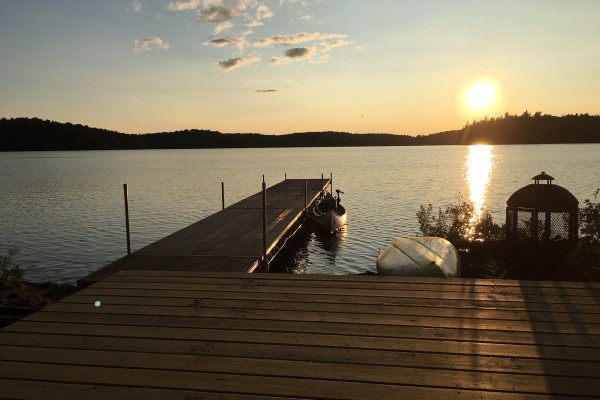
[221,182,225,210]
[262,182,268,272]
[285,173,287,180]
[321,174,324,193]
[304,180,307,211]
[330,172,333,192]
[123,184,131,255]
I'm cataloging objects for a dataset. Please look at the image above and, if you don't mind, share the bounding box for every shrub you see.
[0,246,28,283]
[416,194,504,245]
[580,188,600,242]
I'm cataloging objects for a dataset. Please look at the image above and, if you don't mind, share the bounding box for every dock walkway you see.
[79,178,328,286]
[1,271,600,399]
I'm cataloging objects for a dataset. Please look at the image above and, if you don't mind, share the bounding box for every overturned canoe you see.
[376,236,461,278]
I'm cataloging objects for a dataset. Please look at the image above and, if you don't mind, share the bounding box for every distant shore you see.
[1,113,600,151]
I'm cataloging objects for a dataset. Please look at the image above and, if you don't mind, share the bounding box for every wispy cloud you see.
[129,1,142,12]
[253,32,346,47]
[214,21,234,34]
[218,56,260,71]
[256,4,273,20]
[132,37,170,53]
[256,89,278,93]
[167,0,201,11]
[197,1,247,23]
[299,14,314,21]
[204,37,245,50]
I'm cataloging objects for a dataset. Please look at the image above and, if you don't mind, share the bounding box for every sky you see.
[0,0,599,135]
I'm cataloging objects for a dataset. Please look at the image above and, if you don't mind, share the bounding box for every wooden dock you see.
[1,271,600,399]
[79,178,329,287]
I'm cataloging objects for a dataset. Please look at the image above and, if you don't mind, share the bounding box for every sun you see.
[466,82,495,111]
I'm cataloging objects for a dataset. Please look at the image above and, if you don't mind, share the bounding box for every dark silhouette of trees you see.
[1,112,599,151]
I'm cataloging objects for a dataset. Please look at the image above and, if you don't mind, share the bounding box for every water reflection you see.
[466,145,493,219]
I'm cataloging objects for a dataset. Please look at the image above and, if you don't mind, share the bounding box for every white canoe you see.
[309,204,347,233]
[376,237,461,278]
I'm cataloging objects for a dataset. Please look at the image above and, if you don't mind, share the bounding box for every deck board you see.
[2,272,600,399]
[78,179,327,286]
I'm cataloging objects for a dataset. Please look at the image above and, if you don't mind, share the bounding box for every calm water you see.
[1,145,598,283]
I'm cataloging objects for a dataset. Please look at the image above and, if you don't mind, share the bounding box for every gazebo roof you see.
[507,183,578,212]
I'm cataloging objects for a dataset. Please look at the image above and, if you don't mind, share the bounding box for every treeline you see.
[1,112,599,151]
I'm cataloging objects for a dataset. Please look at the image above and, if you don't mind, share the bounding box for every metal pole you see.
[330,172,333,192]
[123,184,131,255]
[221,182,225,210]
[321,173,324,192]
[262,174,265,183]
[262,182,268,271]
[285,173,287,180]
[304,180,308,211]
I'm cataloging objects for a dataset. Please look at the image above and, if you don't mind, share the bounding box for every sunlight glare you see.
[466,83,494,110]
[466,145,493,221]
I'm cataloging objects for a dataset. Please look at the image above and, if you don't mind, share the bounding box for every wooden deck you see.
[78,179,328,287]
[2,271,600,399]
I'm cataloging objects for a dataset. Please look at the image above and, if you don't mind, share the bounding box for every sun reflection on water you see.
[466,145,493,220]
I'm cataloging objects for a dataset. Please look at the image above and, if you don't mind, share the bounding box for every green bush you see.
[580,188,600,242]
[0,246,28,283]
[416,194,504,245]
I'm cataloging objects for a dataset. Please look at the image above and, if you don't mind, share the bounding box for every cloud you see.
[323,40,351,49]
[256,4,273,20]
[197,1,246,23]
[167,0,201,11]
[299,14,314,21]
[253,32,346,47]
[129,1,142,12]
[256,89,278,93]
[204,37,245,50]
[214,21,234,34]
[218,56,260,71]
[271,46,316,64]
[245,20,263,28]
[132,37,170,53]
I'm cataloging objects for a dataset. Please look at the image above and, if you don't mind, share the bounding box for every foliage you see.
[416,195,504,245]
[0,246,28,283]
[472,258,507,279]
[579,188,600,242]
[568,242,600,281]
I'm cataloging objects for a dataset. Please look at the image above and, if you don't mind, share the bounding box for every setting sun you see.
[466,83,495,111]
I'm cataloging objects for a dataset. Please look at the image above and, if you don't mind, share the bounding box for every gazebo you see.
[505,172,578,249]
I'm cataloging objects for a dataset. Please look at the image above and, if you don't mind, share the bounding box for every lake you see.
[1,144,598,283]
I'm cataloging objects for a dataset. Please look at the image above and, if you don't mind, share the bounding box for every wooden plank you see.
[0,360,596,400]
[99,274,600,297]
[4,322,600,361]
[115,270,600,289]
[2,330,599,380]
[86,281,600,305]
[62,294,600,324]
[73,286,600,314]
[22,311,600,348]
[0,378,301,400]
[0,346,598,396]
[36,301,600,335]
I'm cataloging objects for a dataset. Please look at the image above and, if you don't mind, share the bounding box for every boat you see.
[376,236,461,278]
[308,189,347,233]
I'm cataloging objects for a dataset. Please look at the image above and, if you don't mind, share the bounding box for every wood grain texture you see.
[2,272,600,399]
